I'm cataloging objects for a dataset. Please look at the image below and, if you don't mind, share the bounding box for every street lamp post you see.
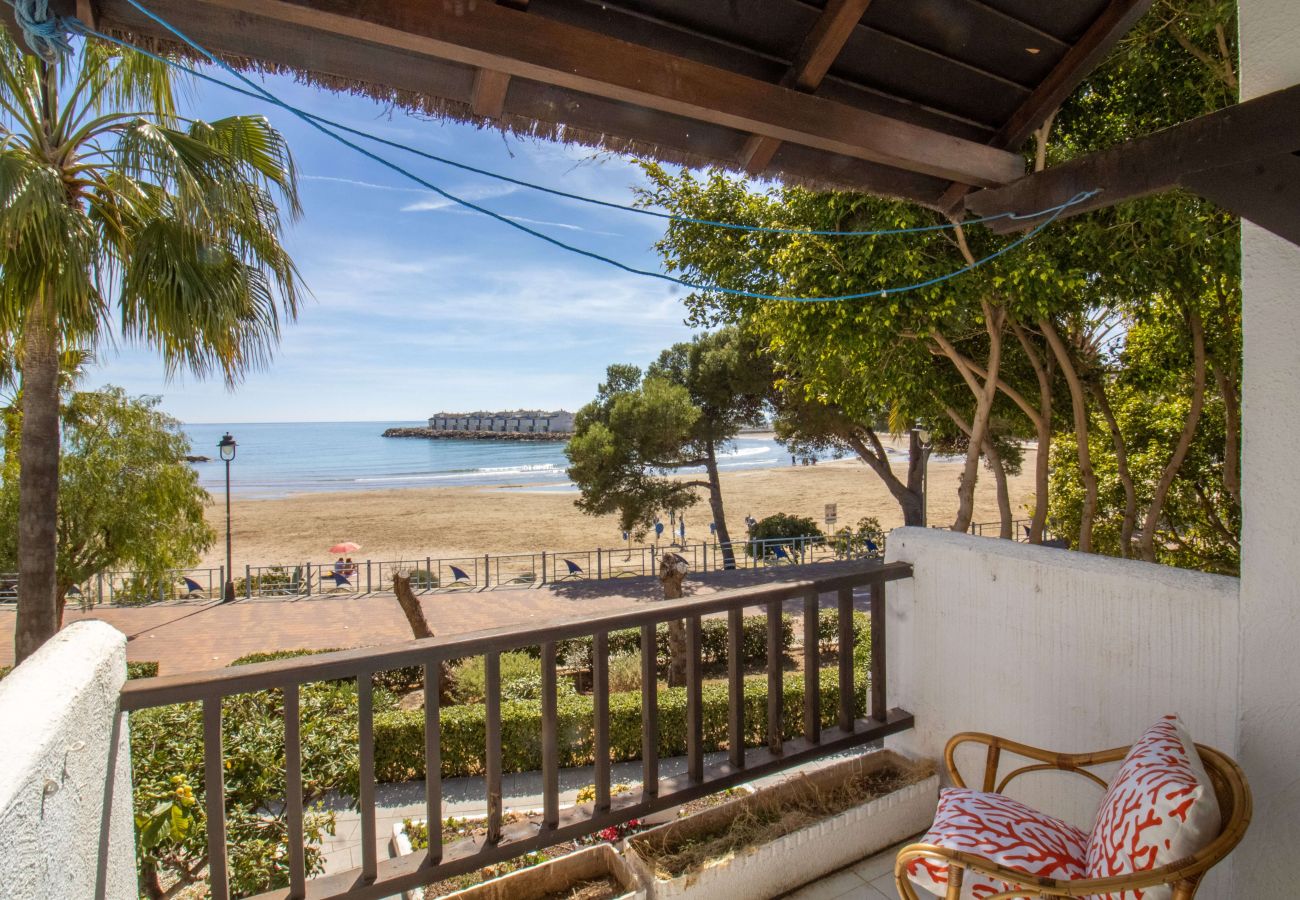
[218,433,237,603]
[913,423,933,527]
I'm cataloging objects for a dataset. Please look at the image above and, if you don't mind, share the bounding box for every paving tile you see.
[870,871,901,897]
[786,869,870,900]
[850,850,896,883]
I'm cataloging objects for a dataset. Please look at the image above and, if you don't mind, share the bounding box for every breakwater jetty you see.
[382,427,568,442]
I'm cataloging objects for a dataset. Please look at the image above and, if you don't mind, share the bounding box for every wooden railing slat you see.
[358,673,377,883]
[767,599,783,754]
[284,686,306,898]
[640,624,659,796]
[485,652,503,844]
[727,606,745,769]
[837,586,855,732]
[592,630,611,811]
[541,642,559,829]
[870,578,887,722]
[803,588,821,744]
[424,661,443,864]
[686,615,703,783]
[203,699,229,900]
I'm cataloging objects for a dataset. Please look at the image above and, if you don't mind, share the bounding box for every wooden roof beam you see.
[938,0,1157,212]
[470,1,528,120]
[93,0,1022,187]
[964,83,1300,243]
[739,0,874,176]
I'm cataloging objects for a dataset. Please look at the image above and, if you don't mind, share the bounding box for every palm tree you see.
[0,32,303,663]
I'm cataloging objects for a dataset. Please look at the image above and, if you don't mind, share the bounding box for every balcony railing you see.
[119,561,914,899]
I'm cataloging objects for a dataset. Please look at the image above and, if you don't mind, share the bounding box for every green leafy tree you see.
[0,33,303,662]
[0,386,214,618]
[566,327,770,568]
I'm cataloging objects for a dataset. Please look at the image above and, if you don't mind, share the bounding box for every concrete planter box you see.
[622,751,938,899]
[391,820,645,900]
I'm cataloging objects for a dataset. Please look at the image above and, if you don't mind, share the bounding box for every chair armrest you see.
[945,732,1128,793]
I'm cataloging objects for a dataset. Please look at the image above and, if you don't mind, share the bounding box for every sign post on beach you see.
[824,503,837,528]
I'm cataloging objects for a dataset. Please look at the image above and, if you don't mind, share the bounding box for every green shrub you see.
[607,651,642,693]
[372,667,866,782]
[745,514,824,558]
[450,652,541,705]
[229,648,422,694]
[520,614,792,672]
[814,609,871,654]
[405,568,439,589]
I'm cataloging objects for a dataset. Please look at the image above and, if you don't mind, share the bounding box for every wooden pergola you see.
[8,0,1299,244]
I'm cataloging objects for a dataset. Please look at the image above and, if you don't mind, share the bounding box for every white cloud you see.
[301,174,429,194]
[400,183,519,212]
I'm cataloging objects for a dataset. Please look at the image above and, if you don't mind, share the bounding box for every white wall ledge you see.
[0,621,136,899]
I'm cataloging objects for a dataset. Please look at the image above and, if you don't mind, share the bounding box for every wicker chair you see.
[894,731,1252,900]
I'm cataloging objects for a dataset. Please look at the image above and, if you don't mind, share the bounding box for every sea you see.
[181,421,846,498]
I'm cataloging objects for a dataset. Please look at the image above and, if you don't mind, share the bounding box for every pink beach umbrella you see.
[329,541,361,555]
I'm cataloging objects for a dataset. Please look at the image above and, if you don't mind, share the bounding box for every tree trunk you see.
[1010,322,1053,542]
[392,573,434,639]
[984,437,1013,539]
[842,429,923,526]
[1040,318,1097,552]
[658,552,689,688]
[904,429,926,526]
[703,442,736,568]
[1137,314,1208,562]
[1090,381,1138,557]
[945,407,1012,538]
[946,301,1005,533]
[392,573,454,704]
[15,291,61,665]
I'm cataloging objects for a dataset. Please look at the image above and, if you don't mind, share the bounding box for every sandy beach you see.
[198,437,1037,568]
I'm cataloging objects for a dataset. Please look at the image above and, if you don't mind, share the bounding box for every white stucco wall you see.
[1237,1,1300,894]
[0,621,136,899]
[883,529,1239,843]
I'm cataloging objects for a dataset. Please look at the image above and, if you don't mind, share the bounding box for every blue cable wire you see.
[21,0,1096,302]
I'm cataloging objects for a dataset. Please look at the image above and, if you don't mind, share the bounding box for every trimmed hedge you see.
[526,614,795,670]
[373,666,867,782]
[229,647,423,694]
[127,661,160,679]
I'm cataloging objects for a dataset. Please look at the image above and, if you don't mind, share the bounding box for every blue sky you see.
[90,68,705,423]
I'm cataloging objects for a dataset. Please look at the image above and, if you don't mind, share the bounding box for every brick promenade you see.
[0,561,874,675]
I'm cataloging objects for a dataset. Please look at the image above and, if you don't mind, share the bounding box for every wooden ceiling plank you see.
[992,0,1156,151]
[740,0,873,175]
[93,0,1020,186]
[965,83,1300,229]
[939,0,1156,213]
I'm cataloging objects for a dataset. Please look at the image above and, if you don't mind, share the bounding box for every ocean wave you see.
[353,462,564,484]
[717,446,771,459]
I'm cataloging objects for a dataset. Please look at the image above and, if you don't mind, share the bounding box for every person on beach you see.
[334,557,345,575]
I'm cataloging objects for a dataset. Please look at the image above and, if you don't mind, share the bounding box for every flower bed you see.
[623,750,937,899]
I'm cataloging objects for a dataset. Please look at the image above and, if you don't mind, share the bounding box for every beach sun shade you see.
[329,541,361,554]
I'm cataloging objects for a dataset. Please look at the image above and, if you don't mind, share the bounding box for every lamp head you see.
[913,421,932,446]
[218,433,237,461]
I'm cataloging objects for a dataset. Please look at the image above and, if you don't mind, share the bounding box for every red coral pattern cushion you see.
[906,788,1087,898]
[1084,716,1221,900]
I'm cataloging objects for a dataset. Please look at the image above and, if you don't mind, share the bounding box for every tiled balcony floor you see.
[780,839,915,900]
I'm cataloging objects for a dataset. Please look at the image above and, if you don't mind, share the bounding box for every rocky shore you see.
[381,427,569,442]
